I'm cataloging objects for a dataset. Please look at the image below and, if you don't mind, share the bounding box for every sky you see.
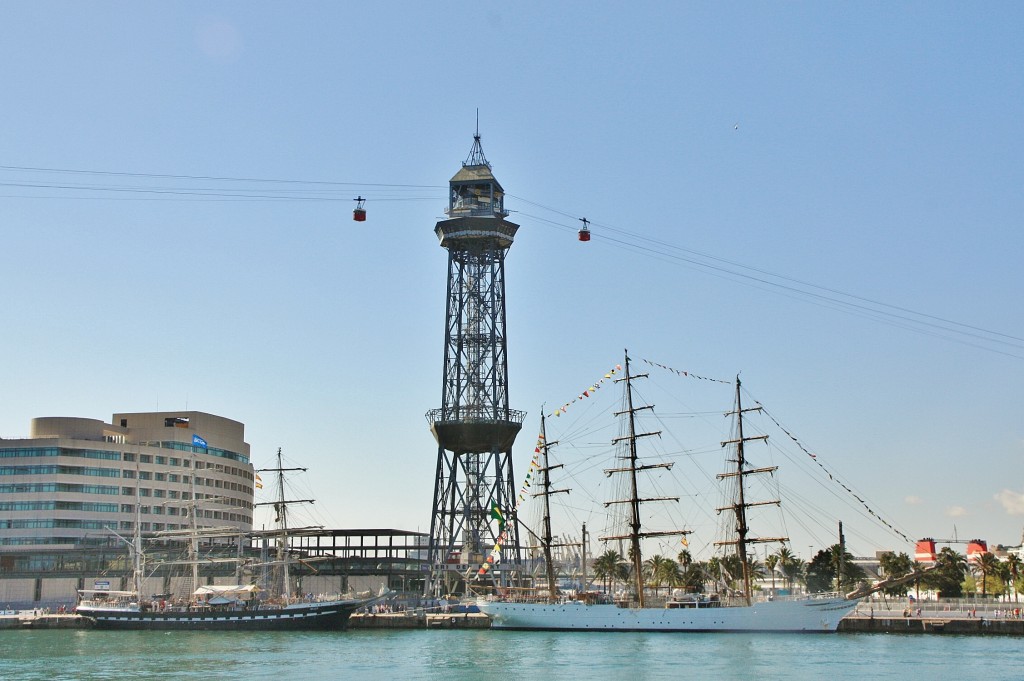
[1,2,1021,562]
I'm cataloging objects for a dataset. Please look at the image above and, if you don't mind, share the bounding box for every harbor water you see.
[1,628,1019,680]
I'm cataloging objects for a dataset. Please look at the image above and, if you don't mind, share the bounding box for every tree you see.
[593,550,628,594]
[925,547,967,598]
[775,548,804,592]
[643,555,678,597]
[747,558,767,582]
[995,561,1012,599]
[805,545,866,593]
[720,554,744,592]
[910,560,928,602]
[706,557,724,591]
[1006,554,1022,603]
[657,560,683,595]
[973,553,1002,597]
[681,560,707,593]
[878,551,914,597]
[765,554,780,592]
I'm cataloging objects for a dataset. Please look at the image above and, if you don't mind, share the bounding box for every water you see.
[0,629,1018,680]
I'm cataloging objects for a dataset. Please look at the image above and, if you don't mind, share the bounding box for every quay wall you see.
[349,612,490,629]
[840,615,1024,635]
[0,613,88,630]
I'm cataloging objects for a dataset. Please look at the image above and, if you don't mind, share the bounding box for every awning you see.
[193,584,262,598]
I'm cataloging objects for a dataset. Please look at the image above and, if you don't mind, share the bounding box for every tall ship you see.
[75,449,389,630]
[476,353,861,632]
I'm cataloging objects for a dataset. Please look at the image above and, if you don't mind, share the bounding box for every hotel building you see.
[0,410,431,608]
[0,410,256,565]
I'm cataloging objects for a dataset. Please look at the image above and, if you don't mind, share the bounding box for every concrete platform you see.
[348,612,490,629]
[840,615,1024,635]
[0,612,91,629]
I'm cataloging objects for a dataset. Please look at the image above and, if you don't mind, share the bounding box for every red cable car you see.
[353,196,367,222]
[578,217,591,242]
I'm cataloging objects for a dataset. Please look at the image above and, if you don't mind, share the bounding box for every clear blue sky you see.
[1,2,1021,560]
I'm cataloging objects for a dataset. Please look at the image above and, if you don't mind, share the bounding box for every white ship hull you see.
[477,596,858,633]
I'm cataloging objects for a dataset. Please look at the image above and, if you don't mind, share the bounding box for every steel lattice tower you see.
[425,133,524,596]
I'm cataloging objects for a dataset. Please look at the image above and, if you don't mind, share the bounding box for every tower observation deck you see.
[425,133,524,596]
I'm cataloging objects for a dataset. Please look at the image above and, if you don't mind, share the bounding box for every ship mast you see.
[188,450,199,596]
[716,376,787,605]
[132,467,144,596]
[601,351,689,608]
[535,412,570,602]
[255,448,313,600]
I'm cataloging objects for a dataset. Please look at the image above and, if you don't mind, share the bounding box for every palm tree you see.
[720,554,744,591]
[593,550,627,595]
[706,556,724,591]
[1006,554,1022,603]
[656,560,683,596]
[682,560,707,593]
[765,554,780,593]
[746,558,767,593]
[911,560,928,602]
[775,548,803,592]
[995,561,1012,599]
[974,552,1001,597]
[643,555,676,597]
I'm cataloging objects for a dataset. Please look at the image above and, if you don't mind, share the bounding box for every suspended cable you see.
[2,161,1016,358]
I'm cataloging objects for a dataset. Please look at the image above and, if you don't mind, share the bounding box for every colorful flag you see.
[192,434,208,449]
[255,473,263,490]
[490,502,505,530]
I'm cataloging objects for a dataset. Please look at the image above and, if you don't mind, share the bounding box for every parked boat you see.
[76,449,390,630]
[476,353,860,632]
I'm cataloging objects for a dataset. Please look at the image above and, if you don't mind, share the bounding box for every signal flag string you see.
[756,402,913,544]
[546,363,623,418]
[641,357,912,543]
[478,432,544,575]
[641,358,732,385]
[479,361,623,575]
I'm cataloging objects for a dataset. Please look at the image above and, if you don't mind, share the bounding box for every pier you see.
[4,607,1024,635]
[349,611,490,629]
[0,611,89,629]
[840,615,1024,635]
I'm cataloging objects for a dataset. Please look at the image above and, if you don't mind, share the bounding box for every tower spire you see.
[463,126,489,168]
